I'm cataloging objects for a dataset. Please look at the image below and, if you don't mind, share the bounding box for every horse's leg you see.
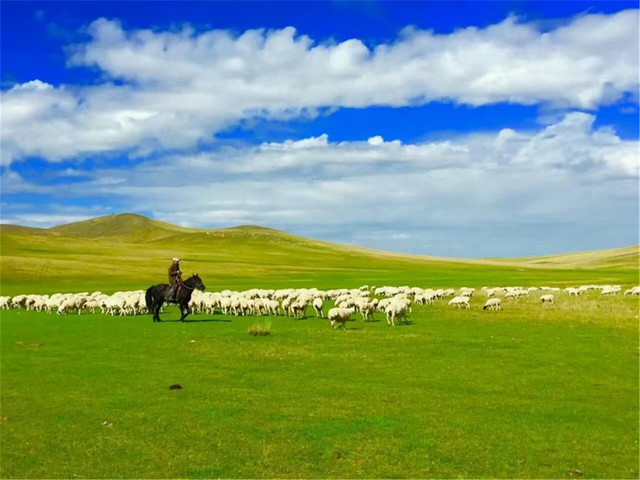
[182,298,192,322]
[152,296,158,322]
[155,299,163,322]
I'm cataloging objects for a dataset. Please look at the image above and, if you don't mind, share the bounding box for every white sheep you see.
[57,297,76,315]
[483,298,502,311]
[385,298,411,326]
[504,289,528,299]
[540,294,555,304]
[264,299,280,316]
[376,298,392,312]
[328,307,355,329]
[601,286,620,295]
[281,297,293,316]
[459,287,475,297]
[11,295,27,308]
[357,299,376,322]
[219,297,232,315]
[0,296,12,309]
[565,287,586,296]
[313,297,324,318]
[448,296,470,309]
[291,298,308,318]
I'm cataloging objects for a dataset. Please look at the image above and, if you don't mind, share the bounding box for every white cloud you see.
[154,112,635,178]
[1,10,638,163]
[391,233,409,240]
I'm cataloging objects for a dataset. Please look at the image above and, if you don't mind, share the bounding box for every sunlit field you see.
[1,215,638,479]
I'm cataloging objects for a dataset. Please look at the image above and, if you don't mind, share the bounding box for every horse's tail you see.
[145,286,155,312]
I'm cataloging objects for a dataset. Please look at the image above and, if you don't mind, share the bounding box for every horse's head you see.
[189,273,206,291]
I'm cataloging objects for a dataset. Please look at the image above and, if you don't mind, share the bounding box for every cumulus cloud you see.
[162,112,637,178]
[1,10,638,163]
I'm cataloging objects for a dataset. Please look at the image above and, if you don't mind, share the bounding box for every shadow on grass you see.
[155,318,233,323]
[396,320,414,326]
[188,318,233,323]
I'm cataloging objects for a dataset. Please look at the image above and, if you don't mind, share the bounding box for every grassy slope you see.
[1,213,637,296]
[492,245,639,270]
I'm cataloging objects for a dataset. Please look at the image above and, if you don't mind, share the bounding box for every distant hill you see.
[0,224,49,235]
[46,213,198,241]
[494,245,639,270]
[0,213,637,295]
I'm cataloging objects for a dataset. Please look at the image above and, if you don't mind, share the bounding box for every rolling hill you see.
[491,245,639,270]
[0,213,637,295]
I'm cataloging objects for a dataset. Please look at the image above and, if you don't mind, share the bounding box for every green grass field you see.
[1,214,639,478]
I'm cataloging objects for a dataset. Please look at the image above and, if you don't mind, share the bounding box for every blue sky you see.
[1,1,638,257]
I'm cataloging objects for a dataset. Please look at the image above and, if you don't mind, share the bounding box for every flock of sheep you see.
[1,284,638,328]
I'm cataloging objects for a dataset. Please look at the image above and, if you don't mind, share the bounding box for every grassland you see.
[1,213,638,479]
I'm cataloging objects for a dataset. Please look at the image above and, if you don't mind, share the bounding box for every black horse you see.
[145,274,206,323]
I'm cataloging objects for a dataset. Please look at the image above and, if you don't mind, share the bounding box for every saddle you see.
[166,277,183,302]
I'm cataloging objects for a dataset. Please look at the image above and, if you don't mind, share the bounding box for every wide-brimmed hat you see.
[172,257,180,262]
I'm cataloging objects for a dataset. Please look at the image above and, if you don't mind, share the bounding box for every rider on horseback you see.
[166,257,182,301]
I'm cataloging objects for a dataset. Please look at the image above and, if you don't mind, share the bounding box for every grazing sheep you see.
[312,297,324,318]
[483,298,502,311]
[565,287,586,296]
[0,296,12,309]
[540,294,555,304]
[333,294,351,306]
[504,289,528,299]
[84,299,101,314]
[328,307,355,329]
[337,297,358,310]
[57,297,77,315]
[376,298,392,313]
[11,295,28,309]
[385,298,411,326]
[357,300,376,322]
[448,296,470,309]
[601,286,621,295]
[281,297,293,317]
[291,298,308,318]
[458,287,475,297]
[219,297,232,315]
[423,292,437,304]
[6,281,633,324]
